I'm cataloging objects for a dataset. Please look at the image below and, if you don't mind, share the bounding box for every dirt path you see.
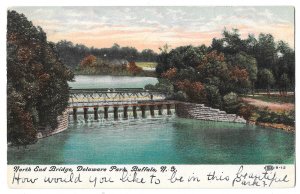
[242,97,294,112]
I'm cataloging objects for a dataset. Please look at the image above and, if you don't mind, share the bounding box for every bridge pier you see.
[167,104,171,115]
[150,105,155,117]
[72,107,77,120]
[93,107,98,120]
[132,106,137,119]
[157,105,162,115]
[104,107,109,119]
[113,107,119,120]
[83,107,89,120]
[123,106,128,119]
[140,106,146,118]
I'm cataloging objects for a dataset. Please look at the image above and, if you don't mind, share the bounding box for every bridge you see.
[68,88,178,120]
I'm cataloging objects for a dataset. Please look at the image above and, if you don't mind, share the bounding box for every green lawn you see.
[136,62,157,68]
[242,94,295,104]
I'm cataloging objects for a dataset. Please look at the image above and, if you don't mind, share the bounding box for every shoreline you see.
[74,71,157,78]
[248,121,295,133]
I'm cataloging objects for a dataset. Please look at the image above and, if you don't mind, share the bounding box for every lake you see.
[7,75,295,164]
[68,75,158,89]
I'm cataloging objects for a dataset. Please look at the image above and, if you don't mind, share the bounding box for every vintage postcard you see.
[6,6,295,188]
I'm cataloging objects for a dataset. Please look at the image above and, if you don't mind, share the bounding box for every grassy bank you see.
[136,62,157,68]
[241,94,295,104]
[240,94,295,132]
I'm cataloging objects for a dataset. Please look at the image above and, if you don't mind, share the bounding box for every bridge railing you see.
[68,88,169,107]
[68,99,174,108]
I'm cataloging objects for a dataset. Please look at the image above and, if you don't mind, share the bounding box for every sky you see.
[11,6,294,52]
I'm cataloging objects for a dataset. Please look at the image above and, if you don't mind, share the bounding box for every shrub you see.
[127,61,142,75]
[223,92,239,113]
[256,109,295,126]
[238,103,256,121]
[173,91,188,101]
[205,85,222,108]
[161,67,177,80]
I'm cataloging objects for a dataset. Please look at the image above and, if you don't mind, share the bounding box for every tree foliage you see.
[127,62,143,75]
[56,41,158,70]
[154,28,294,112]
[7,10,74,145]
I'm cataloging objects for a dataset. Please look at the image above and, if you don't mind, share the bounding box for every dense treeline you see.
[77,54,156,76]
[7,10,74,145]
[56,41,158,70]
[154,29,294,113]
[211,29,295,93]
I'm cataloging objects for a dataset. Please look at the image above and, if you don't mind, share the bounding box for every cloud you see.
[11,6,294,51]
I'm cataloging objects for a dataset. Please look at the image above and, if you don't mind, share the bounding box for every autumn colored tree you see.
[176,79,206,103]
[80,54,97,69]
[228,66,250,93]
[197,51,229,83]
[227,52,257,95]
[127,61,142,75]
[161,67,177,80]
[7,10,73,145]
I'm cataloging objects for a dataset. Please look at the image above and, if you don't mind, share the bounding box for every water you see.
[68,75,158,89]
[8,116,294,164]
[7,75,295,164]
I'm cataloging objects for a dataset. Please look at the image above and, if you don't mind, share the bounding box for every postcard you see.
[6,6,295,188]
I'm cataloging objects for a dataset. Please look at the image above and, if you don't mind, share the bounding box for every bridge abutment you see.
[73,107,77,120]
[150,105,155,117]
[94,107,98,120]
[167,104,171,115]
[158,105,162,115]
[104,107,109,119]
[83,107,88,120]
[141,106,146,118]
[123,106,128,119]
[133,106,137,118]
[113,107,119,120]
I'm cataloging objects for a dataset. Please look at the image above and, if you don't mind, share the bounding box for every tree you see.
[205,85,222,108]
[7,10,73,145]
[258,69,275,96]
[254,34,277,69]
[161,67,177,80]
[156,45,205,75]
[80,54,97,69]
[227,52,257,95]
[159,43,171,53]
[222,28,246,55]
[278,73,290,96]
[140,49,157,61]
[56,40,89,69]
[229,66,250,93]
[223,92,240,113]
[175,79,206,103]
[127,61,142,75]
[275,41,295,89]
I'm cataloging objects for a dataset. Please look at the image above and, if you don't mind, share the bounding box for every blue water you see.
[7,115,295,164]
[68,75,158,89]
[7,75,295,164]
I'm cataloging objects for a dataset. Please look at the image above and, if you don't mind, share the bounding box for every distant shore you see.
[74,70,157,77]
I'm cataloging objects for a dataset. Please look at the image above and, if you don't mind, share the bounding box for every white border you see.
[0,0,298,194]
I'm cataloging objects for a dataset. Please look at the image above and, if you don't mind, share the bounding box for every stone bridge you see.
[68,88,177,120]
[67,88,246,123]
